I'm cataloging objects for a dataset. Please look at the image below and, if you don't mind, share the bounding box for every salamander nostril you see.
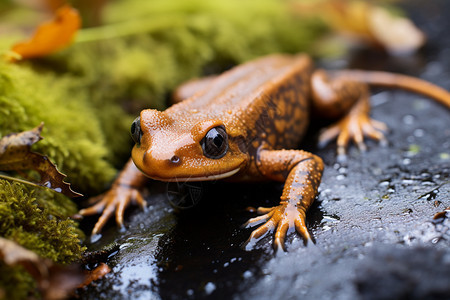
[170,155,181,164]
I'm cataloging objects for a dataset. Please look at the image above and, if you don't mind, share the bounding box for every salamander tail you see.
[330,70,450,109]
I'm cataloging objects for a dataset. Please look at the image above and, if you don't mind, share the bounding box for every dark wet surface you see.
[78,1,450,299]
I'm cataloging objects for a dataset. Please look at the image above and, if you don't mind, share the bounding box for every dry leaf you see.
[0,237,85,300]
[433,207,450,221]
[292,0,425,54]
[0,237,45,275]
[9,5,81,61]
[0,123,82,198]
[368,6,425,54]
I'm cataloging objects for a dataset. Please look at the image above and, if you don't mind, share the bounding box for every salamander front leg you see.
[244,149,323,251]
[79,159,148,241]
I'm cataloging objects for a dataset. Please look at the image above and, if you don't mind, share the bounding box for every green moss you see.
[0,179,84,298]
[0,180,84,263]
[64,0,324,111]
[0,61,117,192]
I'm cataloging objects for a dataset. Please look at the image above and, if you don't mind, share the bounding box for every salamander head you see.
[131,109,248,182]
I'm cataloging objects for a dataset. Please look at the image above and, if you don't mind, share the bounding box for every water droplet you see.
[431,237,440,244]
[413,129,425,137]
[420,189,439,201]
[90,234,102,243]
[322,225,332,231]
[420,172,431,179]
[323,215,340,221]
[243,270,253,279]
[402,114,415,125]
[336,174,346,181]
[338,167,347,174]
[204,282,216,294]
[421,181,434,186]
[379,181,390,187]
[402,179,415,185]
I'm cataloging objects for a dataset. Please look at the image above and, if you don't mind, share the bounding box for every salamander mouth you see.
[154,168,241,182]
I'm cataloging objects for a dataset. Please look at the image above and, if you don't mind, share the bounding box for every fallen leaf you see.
[79,263,111,288]
[9,5,81,61]
[0,237,44,275]
[433,207,450,221]
[0,237,85,300]
[292,0,425,54]
[368,6,425,54]
[0,123,82,197]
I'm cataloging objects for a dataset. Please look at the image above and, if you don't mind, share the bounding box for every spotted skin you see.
[80,54,450,250]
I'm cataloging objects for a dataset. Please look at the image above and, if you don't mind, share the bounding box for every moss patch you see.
[0,61,117,193]
[0,179,84,298]
[0,180,84,263]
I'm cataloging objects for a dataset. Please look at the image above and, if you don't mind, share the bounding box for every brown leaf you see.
[433,207,450,221]
[0,237,85,300]
[43,264,86,300]
[0,123,82,197]
[9,5,81,61]
[0,237,44,275]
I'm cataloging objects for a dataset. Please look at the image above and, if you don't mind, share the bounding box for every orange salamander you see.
[80,54,450,251]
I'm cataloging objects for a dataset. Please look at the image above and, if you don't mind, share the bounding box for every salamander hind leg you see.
[244,149,323,252]
[311,69,388,159]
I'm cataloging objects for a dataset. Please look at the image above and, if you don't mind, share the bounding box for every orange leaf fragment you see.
[10,5,81,61]
[79,263,111,288]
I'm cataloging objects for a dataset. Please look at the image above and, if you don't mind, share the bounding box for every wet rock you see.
[355,246,450,300]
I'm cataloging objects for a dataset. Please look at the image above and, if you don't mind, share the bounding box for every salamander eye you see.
[131,117,142,145]
[201,126,228,159]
